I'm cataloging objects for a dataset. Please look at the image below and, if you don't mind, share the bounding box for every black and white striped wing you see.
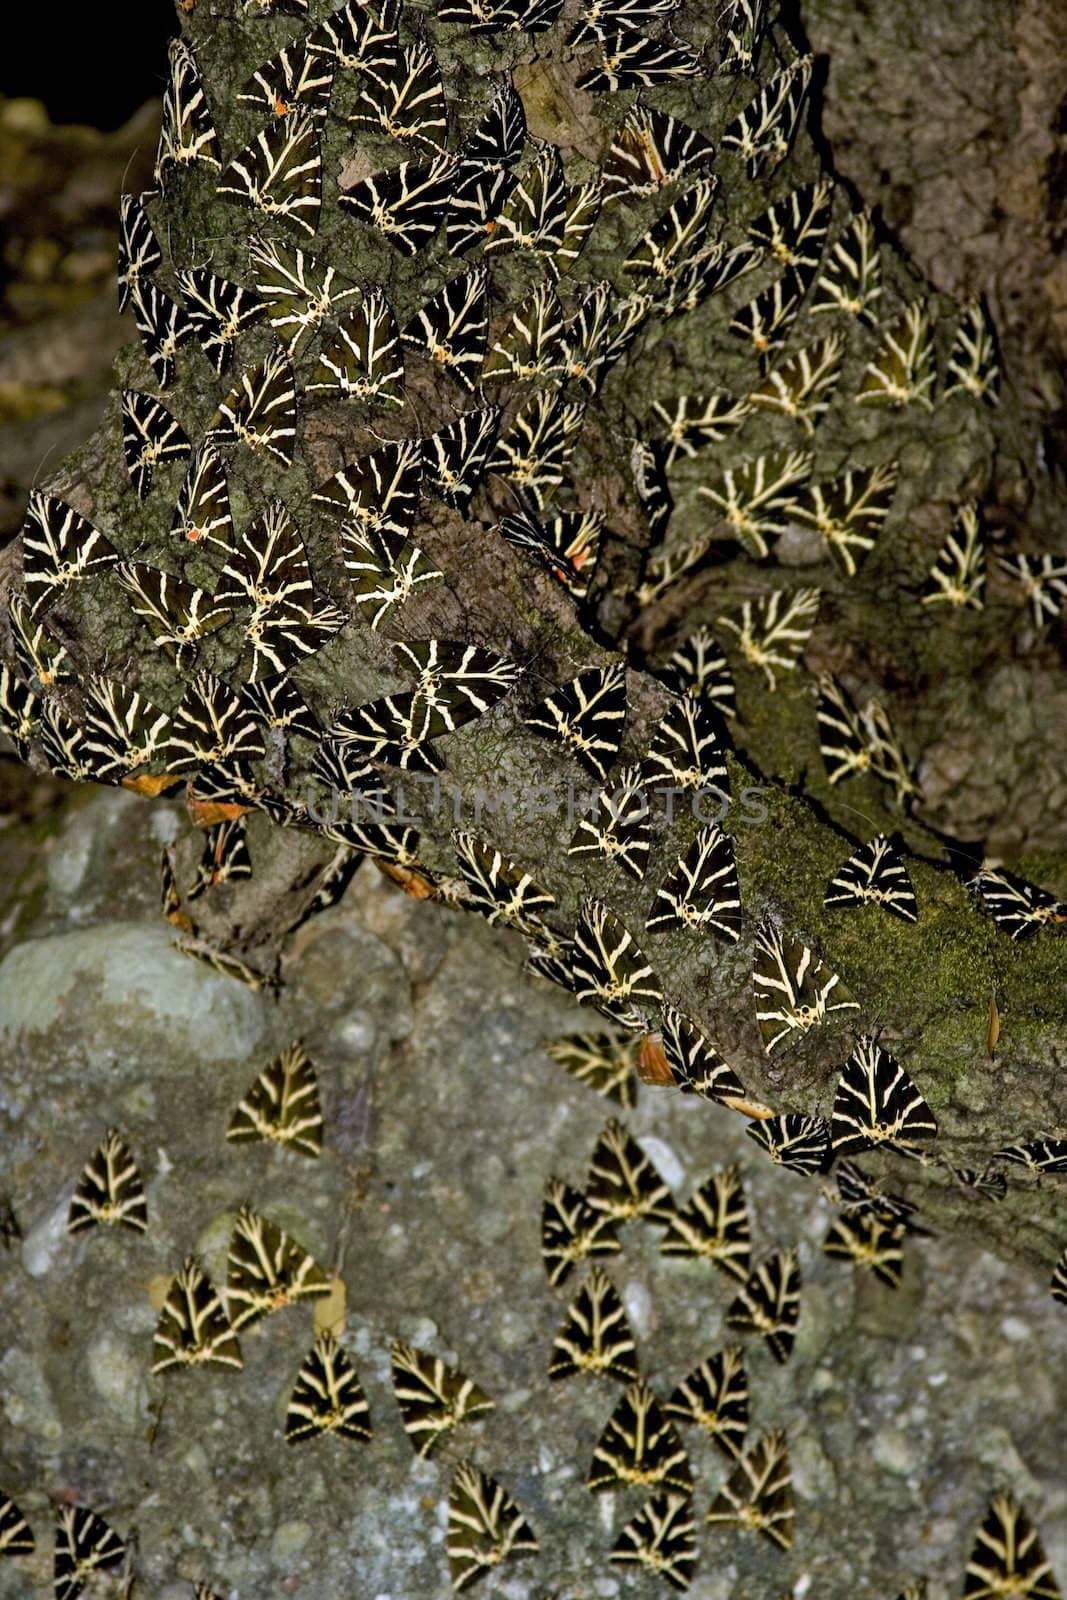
[647,824,742,941]
[391,1341,494,1457]
[209,348,298,467]
[524,662,627,781]
[705,1430,793,1549]
[664,1344,748,1458]
[121,390,191,498]
[227,1040,323,1157]
[447,1462,539,1592]
[285,1333,371,1442]
[746,1112,830,1175]
[660,1166,750,1282]
[587,1381,693,1494]
[963,1495,1060,1600]
[659,1003,747,1107]
[67,1129,147,1234]
[610,1493,697,1592]
[572,899,662,1029]
[752,918,858,1053]
[54,1507,126,1600]
[585,1116,673,1223]
[547,1265,639,1382]
[541,1175,621,1288]
[830,1037,938,1159]
[217,113,322,236]
[725,1250,801,1364]
[825,834,918,922]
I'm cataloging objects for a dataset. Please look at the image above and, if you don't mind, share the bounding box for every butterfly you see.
[446,1462,539,1592]
[811,208,882,322]
[992,1138,1067,1175]
[825,834,919,922]
[218,113,322,236]
[402,268,488,390]
[857,301,936,409]
[546,1031,639,1108]
[601,106,713,207]
[306,0,401,75]
[647,824,742,942]
[729,265,811,369]
[541,1176,621,1288]
[566,0,682,47]
[922,503,986,608]
[450,832,556,937]
[726,1250,800,1364]
[171,442,233,550]
[963,1494,1060,1600]
[660,1166,751,1282]
[484,282,565,382]
[81,678,173,781]
[572,899,662,1030]
[20,491,119,617]
[717,588,821,690]
[343,523,441,629]
[116,561,231,669]
[705,1430,793,1548]
[176,267,266,376]
[127,281,195,387]
[548,1265,639,1382]
[646,697,730,796]
[560,281,651,393]
[306,290,405,407]
[568,764,651,881]
[393,638,521,729]
[752,918,858,1054]
[787,461,898,577]
[489,392,586,508]
[0,1494,34,1557]
[237,40,336,124]
[391,1342,494,1456]
[587,1380,693,1494]
[460,76,527,167]
[445,160,518,254]
[698,449,813,559]
[585,1116,673,1223]
[422,406,501,513]
[38,704,94,782]
[155,38,220,187]
[831,1037,938,1159]
[349,41,448,155]
[225,1206,331,1329]
[748,179,834,271]
[658,1004,749,1109]
[497,509,601,598]
[944,298,1000,406]
[120,390,190,498]
[576,27,701,92]
[215,497,314,620]
[655,238,761,319]
[996,553,1067,628]
[664,1345,749,1458]
[611,1493,697,1592]
[822,1211,905,1288]
[54,1506,126,1600]
[208,347,298,467]
[165,673,266,772]
[625,177,718,280]
[7,593,73,688]
[524,662,627,782]
[968,867,1067,940]
[834,1159,930,1236]
[1052,1249,1067,1308]
[226,1040,322,1158]
[749,334,846,433]
[151,1255,243,1372]
[948,1163,1008,1203]
[242,675,320,739]
[248,235,360,356]
[315,437,423,542]
[718,0,768,73]
[651,392,752,466]
[285,1333,371,1443]
[721,54,812,178]
[0,667,39,762]
[188,818,253,897]
[746,1112,830,1175]
[67,1128,147,1234]
[117,192,162,312]
[656,628,735,717]
[328,694,446,774]
[340,154,456,254]
[631,438,673,543]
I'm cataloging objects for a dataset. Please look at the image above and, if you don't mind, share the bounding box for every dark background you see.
[1,8,173,128]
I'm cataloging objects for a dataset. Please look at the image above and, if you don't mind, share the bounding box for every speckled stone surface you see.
[0,791,1064,1600]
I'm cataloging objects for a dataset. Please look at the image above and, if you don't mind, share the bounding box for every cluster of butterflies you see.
[5,1039,556,1594]
[1,1488,1057,1599]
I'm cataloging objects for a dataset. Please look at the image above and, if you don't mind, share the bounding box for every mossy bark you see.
[1,0,1065,1280]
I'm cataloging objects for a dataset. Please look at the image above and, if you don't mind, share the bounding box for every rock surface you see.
[1,791,1064,1599]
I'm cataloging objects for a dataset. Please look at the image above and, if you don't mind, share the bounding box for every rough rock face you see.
[1,789,1065,1598]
